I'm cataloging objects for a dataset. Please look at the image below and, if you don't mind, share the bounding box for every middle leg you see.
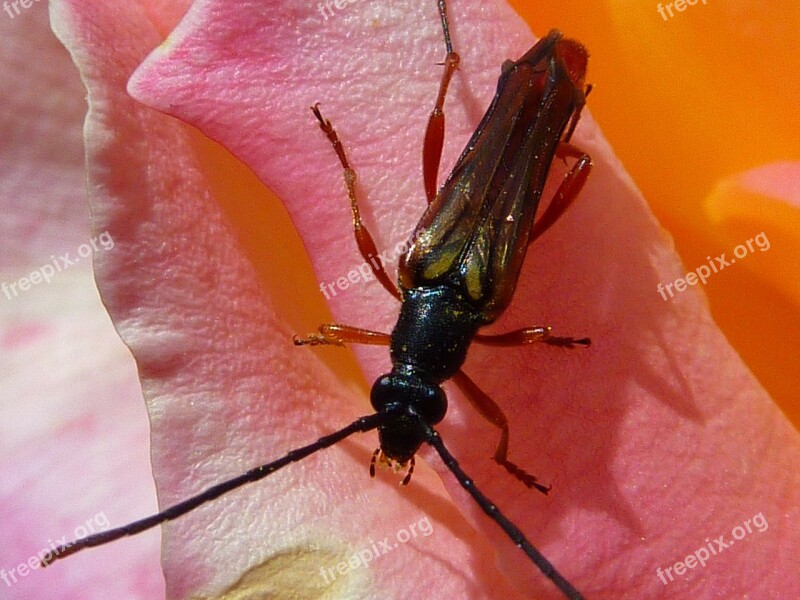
[475,326,590,348]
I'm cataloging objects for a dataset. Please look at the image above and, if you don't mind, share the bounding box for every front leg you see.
[293,323,391,347]
[311,104,402,301]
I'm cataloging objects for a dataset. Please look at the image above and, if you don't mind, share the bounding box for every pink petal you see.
[128,0,800,598]
[734,162,800,207]
[52,0,517,598]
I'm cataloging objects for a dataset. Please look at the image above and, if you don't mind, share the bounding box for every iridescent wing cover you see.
[399,31,588,323]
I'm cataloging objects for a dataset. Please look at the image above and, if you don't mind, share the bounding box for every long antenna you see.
[40,408,583,599]
[423,424,585,600]
[39,411,391,566]
[437,0,454,55]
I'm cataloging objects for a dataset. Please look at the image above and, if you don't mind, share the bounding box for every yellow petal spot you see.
[207,547,368,600]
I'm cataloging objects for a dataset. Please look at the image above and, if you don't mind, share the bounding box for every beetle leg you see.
[423,51,459,204]
[475,326,590,348]
[556,140,588,163]
[530,147,592,242]
[452,370,551,494]
[293,323,391,347]
[423,0,460,204]
[311,104,402,301]
[563,83,591,143]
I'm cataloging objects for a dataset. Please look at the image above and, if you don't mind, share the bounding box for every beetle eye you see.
[417,383,447,425]
[369,373,447,425]
[370,374,402,412]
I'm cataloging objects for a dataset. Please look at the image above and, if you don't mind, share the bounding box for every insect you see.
[41,2,592,598]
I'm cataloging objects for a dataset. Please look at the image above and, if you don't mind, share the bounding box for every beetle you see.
[42,2,592,598]
[297,24,592,495]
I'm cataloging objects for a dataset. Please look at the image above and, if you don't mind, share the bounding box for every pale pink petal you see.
[128,0,800,598]
[0,5,162,599]
[0,2,88,266]
[734,162,800,207]
[0,276,164,600]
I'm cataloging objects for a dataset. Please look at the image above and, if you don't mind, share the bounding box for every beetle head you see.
[370,370,447,463]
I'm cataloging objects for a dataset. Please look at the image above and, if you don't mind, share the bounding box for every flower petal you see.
[129,0,800,597]
[52,0,520,598]
[522,0,800,429]
[0,5,162,598]
[705,162,800,304]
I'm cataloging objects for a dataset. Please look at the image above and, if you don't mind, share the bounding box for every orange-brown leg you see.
[293,323,391,347]
[475,326,590,348]
[423,0,460,204]
[452,370,551,494]
[311,104,402,301]
[530,142,592,243]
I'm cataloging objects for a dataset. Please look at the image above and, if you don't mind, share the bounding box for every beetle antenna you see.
[436,0,454,55]
[38,411,392,567]
[423,423,584,600]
